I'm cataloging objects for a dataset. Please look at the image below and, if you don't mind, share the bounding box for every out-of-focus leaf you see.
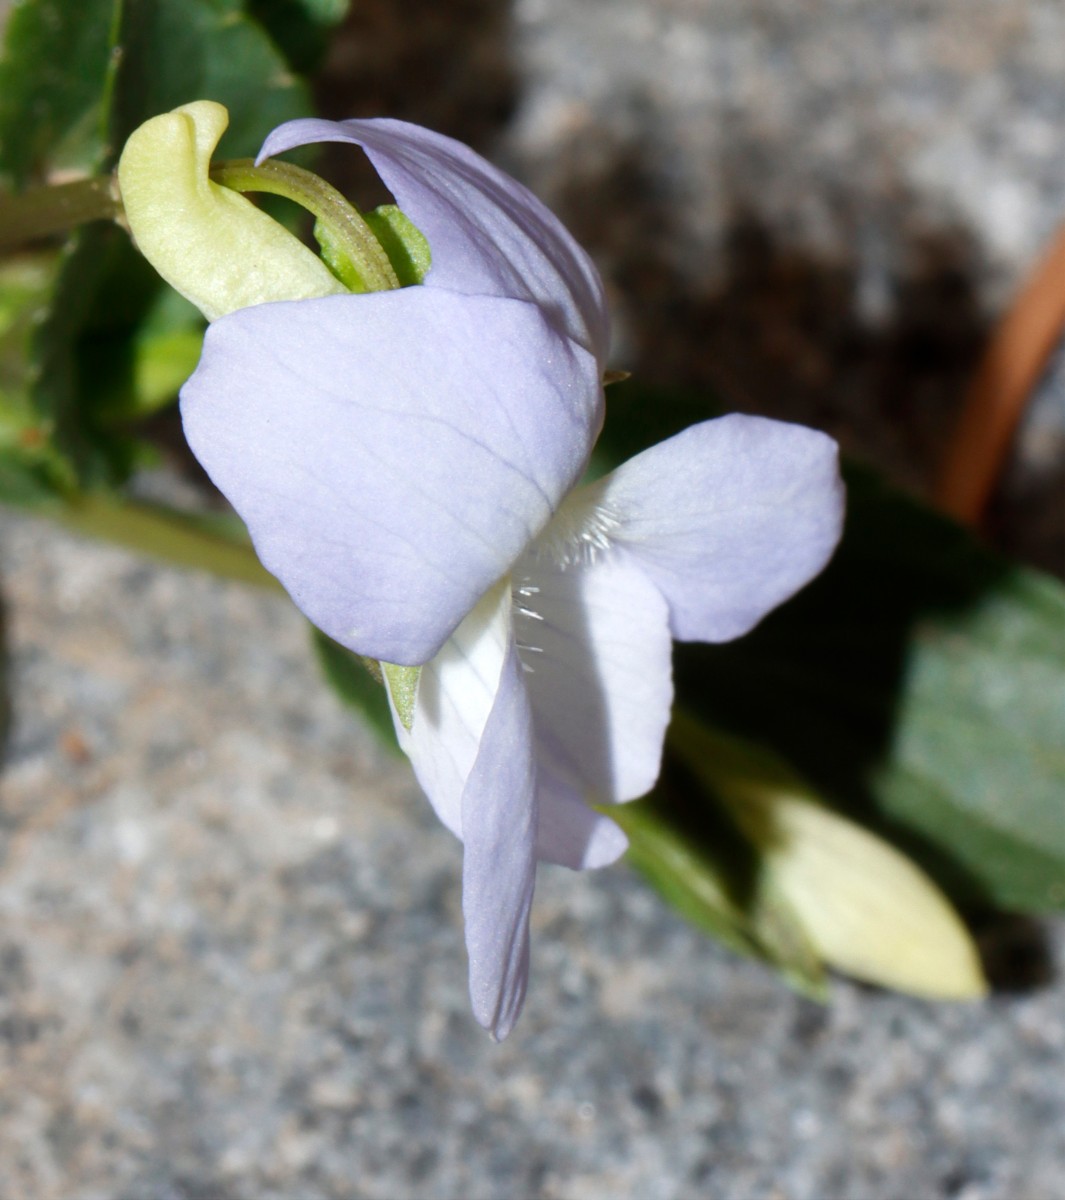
[0,251,75,501]
[668,716,987,999]
[0,0,120,186]
[246,0,351,74]
[4,0,319,493]
[52,491,278,587]
[108,0,313,161]
[311,629,399,751]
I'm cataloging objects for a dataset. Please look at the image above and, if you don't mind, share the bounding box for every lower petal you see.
[460,635,539,1040]
[391,583,539,1039]
[393,583,512,839]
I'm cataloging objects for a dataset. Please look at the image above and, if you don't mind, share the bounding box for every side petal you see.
[258,117,610,364]
[595,415,845,643]
[394,583,512,841]
[513,552,674,805]
[535,769,629,870]
[181,287,601,665]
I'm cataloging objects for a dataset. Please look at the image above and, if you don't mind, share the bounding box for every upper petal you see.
[595,415,845,643]
[514,550,674,804]
[180,287,601,665]
[258,117,610,364]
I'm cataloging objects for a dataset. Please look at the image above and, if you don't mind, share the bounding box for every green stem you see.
[210,158,399,293]
[0,178,120,253]
[49,493,283,592]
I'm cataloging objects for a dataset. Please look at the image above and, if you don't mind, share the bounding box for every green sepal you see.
[382,662,421,731]
[364,205,432,287]
[313,218,366,293]
[310,631,399,751]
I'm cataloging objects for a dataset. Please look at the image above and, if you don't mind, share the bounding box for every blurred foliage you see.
[0,0,320,495]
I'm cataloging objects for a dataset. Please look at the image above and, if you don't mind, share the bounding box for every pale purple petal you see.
[535,769,629,869]
[513,550,673,803]
[258,117,610,364]
[181,287,600,665]
[596,415,845,642]
[392,583,537,1039]
[393,583,512,840]
[460,634,539,1041]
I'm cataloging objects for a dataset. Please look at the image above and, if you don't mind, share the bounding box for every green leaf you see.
[311,629,400,751]
[246,0,351,74]
[3,0,322,493]
[0,0,121,186]
[0,251,77,502]
[50,491,280,587]
[26,223,154,487]
[107,0,313,165]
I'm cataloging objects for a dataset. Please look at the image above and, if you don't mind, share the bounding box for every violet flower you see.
[121,107,845,1039]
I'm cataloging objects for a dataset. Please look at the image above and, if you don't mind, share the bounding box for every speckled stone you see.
[1,514,1063,1200]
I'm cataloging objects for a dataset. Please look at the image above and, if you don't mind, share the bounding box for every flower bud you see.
[117,101,346,321]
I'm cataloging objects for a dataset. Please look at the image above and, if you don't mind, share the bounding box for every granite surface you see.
[2,2,1064,1198]
[1,513,1063,1200]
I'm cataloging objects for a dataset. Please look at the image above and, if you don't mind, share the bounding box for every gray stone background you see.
[2,2,1064,1198]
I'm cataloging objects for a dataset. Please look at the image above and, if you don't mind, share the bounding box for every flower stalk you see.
[208,158,400,293]
[0,177,119,253]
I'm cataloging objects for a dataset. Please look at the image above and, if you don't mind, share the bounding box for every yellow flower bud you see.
[117,100,345,321]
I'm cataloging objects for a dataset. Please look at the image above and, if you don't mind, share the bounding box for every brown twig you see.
[934,223,1065,525]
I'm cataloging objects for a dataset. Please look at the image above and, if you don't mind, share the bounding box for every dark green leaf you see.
[246,0,350,74]
[0,0,120,186]
[0,251,76,502]
[108,0,313,162]
[674,448,1062,911]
